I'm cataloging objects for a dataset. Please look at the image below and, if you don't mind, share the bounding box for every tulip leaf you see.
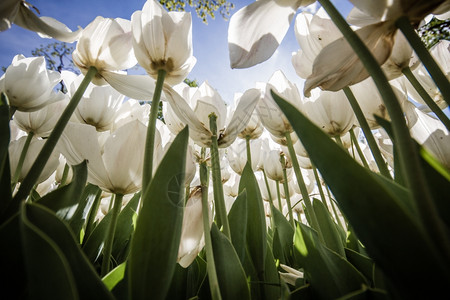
[102,262,126,291]
[344,248,376,285]
[128,126,188,300]
[37,161,88,219]
[264,243,281,298]
[294,223,367,299]
[313,198,345,257]
[273,92,450,297]
[272,206,294,265]
[228,189,248,263]
[211,223,251,300]
[20,202,114,299]
[82,191,139,264]
[239,162,267,281]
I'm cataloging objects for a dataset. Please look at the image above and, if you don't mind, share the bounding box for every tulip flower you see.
[131,0,196,85]
[63,72,125,131]
[72,16,137,86]
[226,138,262,174]
[0,55,65,112]
[228,0,315,68]
[264,150,292,182]
[257,71,303,138]
[112,99,151,130]
[177,187,212,268]
[57,120,147,195]
[1,0,81,42]
[279,264,304,286]
[164,81,260,148]
[404,102,450,169]
[9,135,60,185]
[13,96,68,137]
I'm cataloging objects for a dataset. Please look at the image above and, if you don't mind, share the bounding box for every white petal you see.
[228,0,297,68]
[14,5,82,42]
[102,71,157,100]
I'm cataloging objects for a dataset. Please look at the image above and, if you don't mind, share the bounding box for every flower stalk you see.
[209,113,231,239]
[101,193,123,277]
[343,87,391,178]
[142,69,166,201]
[199,150,222,300]
[280,154,295,228]
[349,129,369,169]
[395,16,450,107]
[13,66,98,201]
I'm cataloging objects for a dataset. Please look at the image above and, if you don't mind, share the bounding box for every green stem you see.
[334,135,344,148]
[343,87,392,178]
[395,16,450,107]
[275,180,282,211]
[349,130,370,169]
[311,164,327,210]
[280,155,295,228]
[208,113,231,240]
[59,163,70,186]
[245,136,252,167]
[200,152,222,300]
[402,66,450,131]
[319,0,450,261]
[11,131,34,189]
[325,184,344,229]
[285,132,321,235]
[101,193,123,277]
[14,66,98,201]
[262,169,274,206]
[141,69,166,208]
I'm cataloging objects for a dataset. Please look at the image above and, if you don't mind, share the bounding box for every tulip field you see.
[1,0,449,299]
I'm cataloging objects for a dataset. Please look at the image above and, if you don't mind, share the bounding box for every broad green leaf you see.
[167,263,188,300]
[228,190,247,263]
[313,198,345,257]
[344,248,375,285]
[103,262,126,291]
[112,191,140,264]
[273,92,450,297]
[69,183,102,241]
[272,206,294,265]
[211,224,251,300]
[128,126,188,300]
[21,202,114,299]
[37,161,88,218]
[337,286,389,300]
[264,243,281,299]
[294,224,367,299]
[238,162,266,281]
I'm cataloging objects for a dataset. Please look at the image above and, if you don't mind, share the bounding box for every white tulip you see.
[9,135,60,184]
[13,96,68,137]
[57,120,147,195]
[264,150,292,182]
[0,55,65,112]
[131,0,196,85]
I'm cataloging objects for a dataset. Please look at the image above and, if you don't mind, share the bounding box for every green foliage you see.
[418,17,450,49]
[159,0,234,23]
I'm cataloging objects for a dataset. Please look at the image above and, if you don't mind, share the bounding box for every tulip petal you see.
[228,0,297,69]
[304,22,396,97]
[14,4,81,43]
[163,84,212,147]
[102,71,157,100]
[219,88,260,148]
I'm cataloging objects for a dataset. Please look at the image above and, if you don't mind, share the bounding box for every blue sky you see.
[0,0,354,102]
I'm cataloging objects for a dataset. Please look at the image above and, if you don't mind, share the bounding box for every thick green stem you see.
[84,186,103,242]
[349,130,369,169]
[245,136,252,167]
[402,66,450,131]
[14,66,98,201]
[395,16,450,107]
[262,169,274,206]
[319,0,450,262]
[142,69,166,206]
[275,180,282,211]
[200,152,222,300]
[334,135,344,148]
[343,87,392,178]
[325,184,344,229]
[11,131,34,189]
[59,163,70,186]
[101,193,123,277]
[208,113,231,240]
[311,164,327,210]
[284,132,321,237]
[280,155,295,228]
